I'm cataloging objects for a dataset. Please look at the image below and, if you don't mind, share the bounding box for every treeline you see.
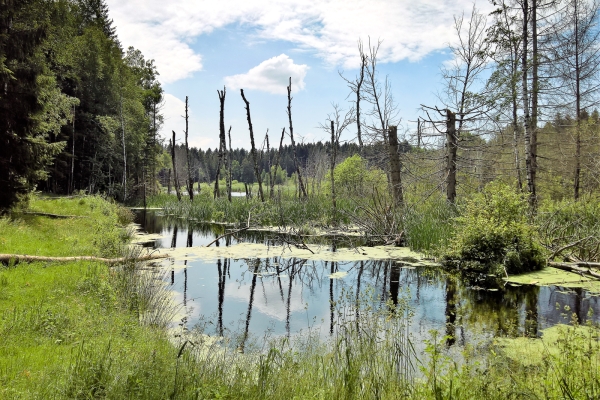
[164,141,410,187]
[1,0,162,211]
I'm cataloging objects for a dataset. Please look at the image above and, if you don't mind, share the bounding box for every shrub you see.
[444,181,545,276]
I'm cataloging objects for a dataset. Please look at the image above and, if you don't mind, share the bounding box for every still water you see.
[135,210,600,347]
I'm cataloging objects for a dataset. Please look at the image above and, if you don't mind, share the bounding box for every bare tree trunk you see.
[170,131,182,201]
[356,51,366,151]
[522,0,536,207]
[70,105,75,194]
[330,120,337,223]
[215,88,227,199]
[167,168,171,195]
[574,0,581,200]
[265,130,273,199]
[286,77,307,198]
[184,96,194,201]
[271,128,285,199]
[446,110,457,204]
[240,89,265,202]
[227,126,232,202]
[120,90,127,201]
[387,126,404,207]
[531,0,539,205]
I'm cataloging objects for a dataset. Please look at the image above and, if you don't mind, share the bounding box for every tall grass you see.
[403,197,456,254]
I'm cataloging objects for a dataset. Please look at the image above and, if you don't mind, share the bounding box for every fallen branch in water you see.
[548,261,600,280]
[205,227,250,248]
[0,253,169,265]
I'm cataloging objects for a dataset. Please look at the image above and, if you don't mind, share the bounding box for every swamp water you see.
[134,209,600,350]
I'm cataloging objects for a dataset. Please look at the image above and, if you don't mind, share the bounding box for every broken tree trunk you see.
[265,130,273,198]
[240,89,265,202]
[227,126,233,202]
[270,128,286,199]
[330,120,337,223]
[184,96,194,201]
[287,77,307,198]
[215,88,227,199]
[446,109,457,204]
[170,131,182,202]
[387,126,404,207]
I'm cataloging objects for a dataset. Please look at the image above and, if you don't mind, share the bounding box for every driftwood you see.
[17,211,84,219]
[206,227,250,248]
[0,253,169,265]
[548,261,600,280]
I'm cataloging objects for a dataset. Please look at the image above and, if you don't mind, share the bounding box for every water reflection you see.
[134,210,600,347]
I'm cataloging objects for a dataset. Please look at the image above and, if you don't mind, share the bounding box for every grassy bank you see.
[0,196,201,398]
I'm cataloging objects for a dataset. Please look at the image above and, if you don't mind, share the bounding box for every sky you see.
[105,0,495,150]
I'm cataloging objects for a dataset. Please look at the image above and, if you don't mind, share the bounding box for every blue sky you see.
[106,0,493,150]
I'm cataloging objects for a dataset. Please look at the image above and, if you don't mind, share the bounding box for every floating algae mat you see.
[504,267,600,293]
[153,242,433,264]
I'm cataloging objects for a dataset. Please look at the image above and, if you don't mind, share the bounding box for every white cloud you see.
[162,93,216,149]
[106,0,494,83]
[224,54,308,95]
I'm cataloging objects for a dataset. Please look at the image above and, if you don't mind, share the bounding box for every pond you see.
[134,209,600,349]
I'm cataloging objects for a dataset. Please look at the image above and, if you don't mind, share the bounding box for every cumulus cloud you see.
[224,54,308,94]
[106,0,494,83]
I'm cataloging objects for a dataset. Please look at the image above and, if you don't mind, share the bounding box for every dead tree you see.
[227,126,233,201]
[240,89,265,202]
[320,104,353,221]
[270,128,286,198]
[520,0,536,206]
[215,88,227,199]
[387,126,404,207]
[264,130,273,197]
[330,120,337,221]
[170,131,182,201]
[286,77,308,198]
[184,96,194,201]
[446,110,457,203]
[340,39,367,151]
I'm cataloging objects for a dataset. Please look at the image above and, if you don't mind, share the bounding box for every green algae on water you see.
[504,267,600,293]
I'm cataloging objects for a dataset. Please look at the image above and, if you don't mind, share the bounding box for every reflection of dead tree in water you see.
[445,277,457,346]
[239,259,260,353]
[329,261,337,335]
[217,258,228,337]
[355,261,365,333]
[285,261,296,338]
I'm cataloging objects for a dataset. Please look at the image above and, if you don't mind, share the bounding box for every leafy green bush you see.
[444,181,545,276]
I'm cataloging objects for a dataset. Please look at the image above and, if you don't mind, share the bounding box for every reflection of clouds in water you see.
[224,278,307,321]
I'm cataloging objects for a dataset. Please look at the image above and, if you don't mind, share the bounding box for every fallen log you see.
[0,253,169,265]
[16,211,84,219]
[548,261,600,280]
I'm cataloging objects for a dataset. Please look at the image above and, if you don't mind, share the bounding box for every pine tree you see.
[0,0,64,211]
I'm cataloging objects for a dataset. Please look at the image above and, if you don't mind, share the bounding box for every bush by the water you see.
[444,181,545,276]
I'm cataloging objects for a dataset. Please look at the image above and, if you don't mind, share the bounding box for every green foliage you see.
[445,181,545,275]
[323,154,387,197]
